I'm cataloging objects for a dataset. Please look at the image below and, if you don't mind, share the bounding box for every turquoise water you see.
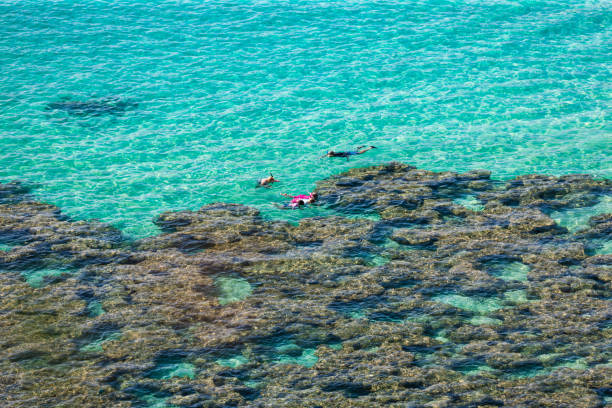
[454,194,485,212]
[433,293,505,313]
[274,341,318,367]
[0,0,610,237]
[147,361,196,380]
[86,300,105,317]
[215,343,320,369]
[216,276,253,305]
[433,289,530,313]
[550,195,612,232]
[487,260,530,282]
[22,267,73,288]
[469,316,502,325]
[216,354,248,368]
[79,331,121,353]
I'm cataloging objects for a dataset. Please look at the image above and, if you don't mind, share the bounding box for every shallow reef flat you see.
[0,163,610,407]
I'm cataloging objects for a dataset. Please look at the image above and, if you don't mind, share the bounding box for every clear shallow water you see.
[147,361,196,380]
[215,276,253,305]
[486,260,530,282]
[550,195,612,232]
[0,0,610,237]
[453,194,485,212]
[21,267,73,288]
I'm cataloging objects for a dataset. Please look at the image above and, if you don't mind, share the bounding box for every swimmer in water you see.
[322,145,376,161]
[257,173,279,188]
[279,192,318,209]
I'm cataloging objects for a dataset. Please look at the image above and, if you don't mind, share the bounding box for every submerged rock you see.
[46,97,137,116]
[0,200,124,273]
[0,164,610,407]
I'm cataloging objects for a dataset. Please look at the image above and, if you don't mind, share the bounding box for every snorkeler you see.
[257,173,279,188]
[279,192,318,209]
[322,145,376,160]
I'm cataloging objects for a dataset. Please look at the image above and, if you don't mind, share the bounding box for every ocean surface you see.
[1,2,612,407]
[1,0,610,237]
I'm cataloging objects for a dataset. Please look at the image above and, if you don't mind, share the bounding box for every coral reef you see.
[0,163,610,407]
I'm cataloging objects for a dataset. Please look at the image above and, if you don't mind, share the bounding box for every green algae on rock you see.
[0,165,611,407]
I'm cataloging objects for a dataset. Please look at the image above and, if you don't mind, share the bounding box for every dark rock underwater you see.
[0,163,610,407]
[45,97,137,117]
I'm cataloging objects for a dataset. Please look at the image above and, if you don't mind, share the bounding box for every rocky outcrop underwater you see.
[45,97,137,116]
[0,163,610,407]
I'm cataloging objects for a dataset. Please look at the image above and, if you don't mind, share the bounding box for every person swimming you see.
[257,173,279,188]
[279,192,318,209]
[322,145,376,160]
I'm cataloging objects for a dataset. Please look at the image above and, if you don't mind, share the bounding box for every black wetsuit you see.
[328,151,357,158]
